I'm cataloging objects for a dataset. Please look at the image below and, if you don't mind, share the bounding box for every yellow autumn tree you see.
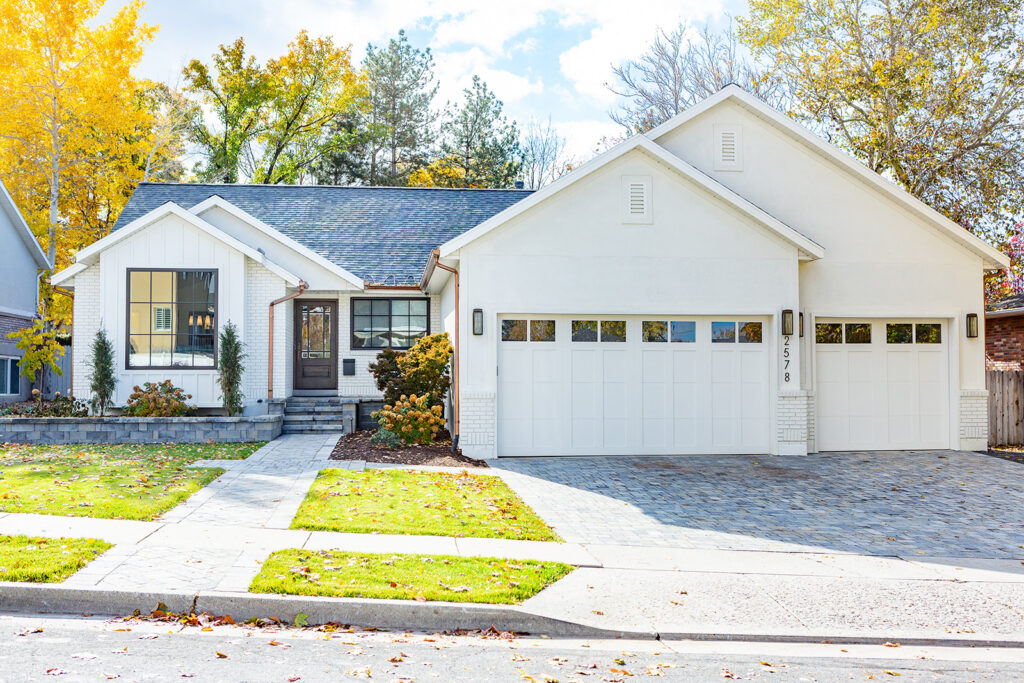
[0,0,174,320]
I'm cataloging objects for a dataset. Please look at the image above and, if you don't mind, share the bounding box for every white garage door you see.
[815,319,949,451]
[497,316,771,456]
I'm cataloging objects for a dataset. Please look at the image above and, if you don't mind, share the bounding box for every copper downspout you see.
[52,286,75,396]
[430,253,460,449]
[268,281,308,399]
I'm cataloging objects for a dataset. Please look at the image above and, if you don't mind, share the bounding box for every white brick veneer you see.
[243,258,287,402]
[959,389,988,450]
[805,390,817,454]
[776,391,810,455]
[460,392,496,459]
[71,266,101,402]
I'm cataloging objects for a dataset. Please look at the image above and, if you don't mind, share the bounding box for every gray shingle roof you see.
[114,183,532,285]
[988,292,1024,313]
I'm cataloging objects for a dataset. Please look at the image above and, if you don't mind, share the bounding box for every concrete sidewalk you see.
[1,437,1023,643]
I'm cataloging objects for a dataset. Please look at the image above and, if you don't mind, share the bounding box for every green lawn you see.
[0,534,113,582]
[290,469,559,541]
[0,442,263,520]
[250,549,573,604]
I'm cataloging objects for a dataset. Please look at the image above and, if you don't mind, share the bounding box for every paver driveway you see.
[492,451,1024,558]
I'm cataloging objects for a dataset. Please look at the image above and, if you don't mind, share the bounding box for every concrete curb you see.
[3,583,1024,648]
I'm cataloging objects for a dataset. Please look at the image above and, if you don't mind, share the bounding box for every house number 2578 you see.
[782,335,791,383]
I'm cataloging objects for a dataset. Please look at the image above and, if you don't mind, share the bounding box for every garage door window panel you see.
[601,321,626,342]
[530,320,556,342]
[916,324,941,343]
[670,321,695,343]
[572,320,598,342]
[642,321,668,342]
[712,322,736,343]
[501,320,527,342]
[816,323,843,344]
[739,322,762,343]
[886,323,913,344]
[845,323,871,344]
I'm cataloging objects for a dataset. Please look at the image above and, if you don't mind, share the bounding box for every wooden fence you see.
[987,370,1024,446]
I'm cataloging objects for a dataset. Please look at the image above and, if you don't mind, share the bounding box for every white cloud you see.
[555,118,624,161]
[557,0,727,107]
[434,47,544,107]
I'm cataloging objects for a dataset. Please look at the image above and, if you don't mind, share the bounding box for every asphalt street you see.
[0,612,1021,682]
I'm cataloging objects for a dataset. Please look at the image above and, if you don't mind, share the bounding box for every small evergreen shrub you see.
[369,334,452,407]
[369,427,402,449]
[88,328,117,416]
[123,381,193,417]
[372,394,445,446]
[217,321,246,417]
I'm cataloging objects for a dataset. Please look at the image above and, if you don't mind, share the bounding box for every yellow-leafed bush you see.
[372,394,446,446]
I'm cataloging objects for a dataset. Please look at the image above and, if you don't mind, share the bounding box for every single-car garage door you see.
[497,315,771,456]
[815,319,949,451]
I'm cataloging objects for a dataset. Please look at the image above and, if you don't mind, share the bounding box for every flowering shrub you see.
[0,393,88,417]
[372,394,445,446]
[123,380,194,417]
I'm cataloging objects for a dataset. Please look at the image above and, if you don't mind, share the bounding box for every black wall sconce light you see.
[799,312,804,338]
[966,313,979,339]
[781,309,794,336]
[472,308,484,335]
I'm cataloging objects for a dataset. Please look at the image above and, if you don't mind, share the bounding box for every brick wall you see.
[460,391,496,459]
[71,266,101,400]
[776,391,810,455]
[0,312,31,340]
[243,259,287,402]
[959,389,988,450]
[986,314,1024,370]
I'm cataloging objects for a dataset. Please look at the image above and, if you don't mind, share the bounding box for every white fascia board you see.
[647,85,1009,270]
[75,202,266,266]
[190,196,365,289]
[438,133,824,260]
[50,262,87,286]
[985,307,1024,319]
[0,181,50,270]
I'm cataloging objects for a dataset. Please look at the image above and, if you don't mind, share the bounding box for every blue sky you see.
[114,0,747,159]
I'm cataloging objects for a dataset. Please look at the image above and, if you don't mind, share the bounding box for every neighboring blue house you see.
[0,181,51,403]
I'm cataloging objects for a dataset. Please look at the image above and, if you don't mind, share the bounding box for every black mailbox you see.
[342,358,356,376]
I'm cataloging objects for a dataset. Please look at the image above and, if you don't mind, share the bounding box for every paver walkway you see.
[492,451,1024,558]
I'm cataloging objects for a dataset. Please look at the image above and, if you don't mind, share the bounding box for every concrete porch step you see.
[283,414,344,423]
[284,405,343,414]
[281,423,347,433]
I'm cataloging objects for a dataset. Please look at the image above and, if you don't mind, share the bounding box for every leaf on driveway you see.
[215,651,228,659]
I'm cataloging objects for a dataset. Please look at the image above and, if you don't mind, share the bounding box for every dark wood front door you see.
[294,300,338,390]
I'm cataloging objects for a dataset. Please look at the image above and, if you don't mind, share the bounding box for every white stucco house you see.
[52,86,1007,458]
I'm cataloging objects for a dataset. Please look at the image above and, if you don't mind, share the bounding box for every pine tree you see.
[218,321,246,417]
[88,328,116,416]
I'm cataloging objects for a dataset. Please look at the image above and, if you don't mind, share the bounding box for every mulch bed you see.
[330,429,488,468]
[982,448,1024,465]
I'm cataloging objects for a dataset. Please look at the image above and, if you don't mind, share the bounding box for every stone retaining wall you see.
[0,414,282,444]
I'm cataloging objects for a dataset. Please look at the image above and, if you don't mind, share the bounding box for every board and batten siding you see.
[95,214,249,407]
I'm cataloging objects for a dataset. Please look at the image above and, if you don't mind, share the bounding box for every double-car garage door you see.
[497,315,771,456]
[495,314,950,456]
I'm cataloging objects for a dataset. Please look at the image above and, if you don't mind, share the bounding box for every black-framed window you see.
[127,269,217,369]
[351,298,429,349]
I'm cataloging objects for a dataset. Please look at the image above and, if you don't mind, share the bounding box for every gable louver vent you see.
[714,124,743,171]
[621,175,652,224]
